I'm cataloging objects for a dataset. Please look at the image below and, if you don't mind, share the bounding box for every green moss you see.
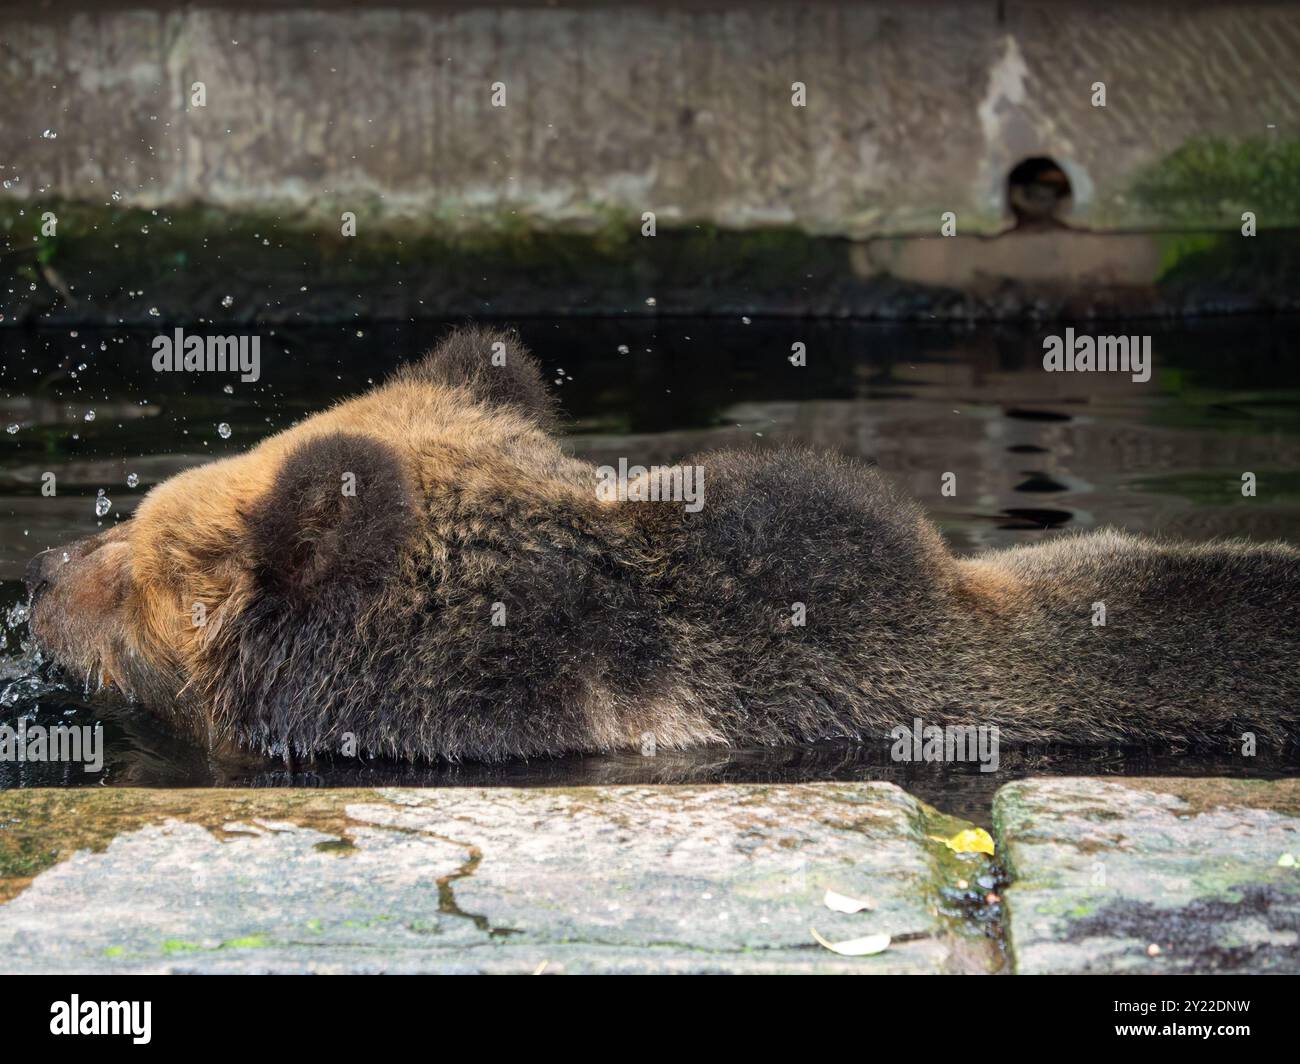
[1132,137,1300,225]
[912,799,1007,973]
[0,196,858,323]
[1154,232,1220,276]
[1147,228,1300,291]
[1026,894,1106,919]
[0,197,846,278]
[0,788,383,905]
[220,934,270,949]
[5,193,1298,322]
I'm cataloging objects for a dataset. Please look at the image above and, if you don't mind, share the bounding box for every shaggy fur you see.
[26,325,1300,762]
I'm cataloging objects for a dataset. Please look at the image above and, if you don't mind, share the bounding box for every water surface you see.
[3,316,1298,820]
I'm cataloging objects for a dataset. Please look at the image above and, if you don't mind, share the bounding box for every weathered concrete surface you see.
[4,3,1297,322]
[0,784,999,974]
[0,2,1296,235]
[996,778,1300,974]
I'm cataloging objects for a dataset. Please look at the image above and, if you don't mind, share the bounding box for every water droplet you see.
[41,129,57,139]
[126,473,139,488]
[83,410,96,422]
[644,297,657,307]
[5,424,17,435]
[147,306,160,317]
[222,384,234,395]
[221,295,234,308]
[217,422,232,439]
[617,344,629,355]
[94,495,112,517]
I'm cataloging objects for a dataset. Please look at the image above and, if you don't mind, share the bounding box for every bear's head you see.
[25,325,564,753]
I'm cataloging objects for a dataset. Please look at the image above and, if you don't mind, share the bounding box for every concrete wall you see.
[2,1,1297,235]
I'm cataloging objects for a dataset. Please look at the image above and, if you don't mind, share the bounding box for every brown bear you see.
[25,326,1300,764]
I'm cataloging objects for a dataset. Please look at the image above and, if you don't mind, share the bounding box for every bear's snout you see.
[25,547,61,600]
[25,530,113,602]
[25,526,139,687]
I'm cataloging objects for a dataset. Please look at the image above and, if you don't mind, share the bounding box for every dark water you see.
[3,316,1299,822]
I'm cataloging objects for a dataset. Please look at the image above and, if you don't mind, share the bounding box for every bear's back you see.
[658,448,967,744]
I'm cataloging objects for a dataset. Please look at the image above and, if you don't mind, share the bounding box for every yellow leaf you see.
[936,827,995,856]
[810,927,891,956]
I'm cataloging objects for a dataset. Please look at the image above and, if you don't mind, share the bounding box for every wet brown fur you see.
[26,326,1300,762]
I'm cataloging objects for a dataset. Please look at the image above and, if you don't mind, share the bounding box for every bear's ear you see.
[394,324,556,429]
[242,432,417,602]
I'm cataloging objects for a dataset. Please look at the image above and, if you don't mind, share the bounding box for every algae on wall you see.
[1131,138,1300,227]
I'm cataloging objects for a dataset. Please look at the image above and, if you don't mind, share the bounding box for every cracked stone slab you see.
[995,778,1300,974]
[0,784,995,974]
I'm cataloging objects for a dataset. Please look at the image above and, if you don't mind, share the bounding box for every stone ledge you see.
[0,783,997,974]
[995,777,1300,974]
[5,778,1298,973]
